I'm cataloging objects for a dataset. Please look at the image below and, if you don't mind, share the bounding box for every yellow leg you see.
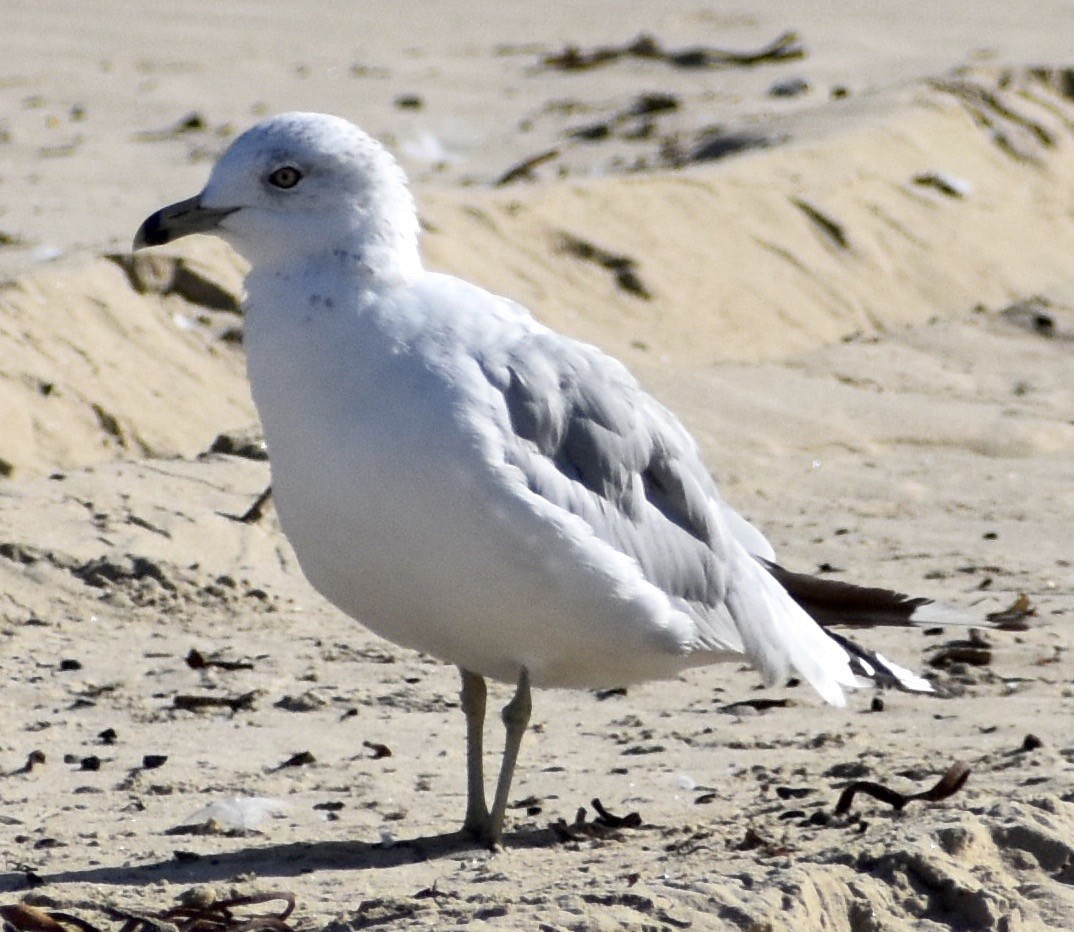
[486,667,531,845]
[459,668,490,837]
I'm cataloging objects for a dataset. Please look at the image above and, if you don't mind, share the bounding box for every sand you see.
[0,3,1072,930]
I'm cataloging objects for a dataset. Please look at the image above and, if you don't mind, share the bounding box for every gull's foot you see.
[461,816,502,850]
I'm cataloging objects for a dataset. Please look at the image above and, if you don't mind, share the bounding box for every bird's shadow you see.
[0,826,566,893]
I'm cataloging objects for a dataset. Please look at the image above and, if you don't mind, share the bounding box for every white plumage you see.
[135,112,932,845]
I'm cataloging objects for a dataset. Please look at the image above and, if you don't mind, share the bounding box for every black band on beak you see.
[133,195,237,251]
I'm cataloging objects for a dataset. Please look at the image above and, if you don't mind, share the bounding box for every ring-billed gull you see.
[135,112,945,846]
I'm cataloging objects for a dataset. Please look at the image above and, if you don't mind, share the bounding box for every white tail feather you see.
[724,544,861,707]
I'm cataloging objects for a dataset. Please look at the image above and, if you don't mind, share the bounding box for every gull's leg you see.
[459,667,490,837]
[486,667,532,845]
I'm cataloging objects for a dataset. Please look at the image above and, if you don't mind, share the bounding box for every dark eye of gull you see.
[267,166,303,189]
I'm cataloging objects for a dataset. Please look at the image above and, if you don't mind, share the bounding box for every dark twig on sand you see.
[986,593,1036,631]
[149,891,296,932]
[542,31,805,72]
[3,749,46,776]
[1,894,297,932]
[239,485,273,524]
[185,649,255,672]
[556,233,652,299]
[172,691,259,713]
[550,798,643,841]
[494,148,560,185]
[591,797,642,828]
[720,697,793,714]
[834,760,971,816]
[1,905,73,932]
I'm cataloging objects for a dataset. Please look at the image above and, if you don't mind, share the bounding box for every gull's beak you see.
[133,195,237,250]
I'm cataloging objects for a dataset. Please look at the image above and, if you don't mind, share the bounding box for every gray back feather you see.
[481,333,730,610]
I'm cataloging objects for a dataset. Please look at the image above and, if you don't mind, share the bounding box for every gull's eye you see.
[267,166,303,189]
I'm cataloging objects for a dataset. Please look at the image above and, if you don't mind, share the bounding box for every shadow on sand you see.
[0,826,567,893]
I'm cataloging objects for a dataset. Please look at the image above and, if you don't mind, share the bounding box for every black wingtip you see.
[822,627,934,693]
[760,558,933,628]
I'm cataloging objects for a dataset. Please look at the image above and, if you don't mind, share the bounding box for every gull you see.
[135,112,946,846]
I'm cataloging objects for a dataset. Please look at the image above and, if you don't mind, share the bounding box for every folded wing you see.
[478,328,874,703]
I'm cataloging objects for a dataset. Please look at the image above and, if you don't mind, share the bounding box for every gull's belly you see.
[246,305,699,688]
[268,430,696,689]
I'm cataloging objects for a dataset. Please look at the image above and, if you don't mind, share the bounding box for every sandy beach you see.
[1,3,1072,929]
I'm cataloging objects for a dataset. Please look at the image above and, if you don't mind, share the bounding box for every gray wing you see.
[476,323,862,703]
[479,331,733,616]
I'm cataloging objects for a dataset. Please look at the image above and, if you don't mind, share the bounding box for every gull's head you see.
[134,112,421,277]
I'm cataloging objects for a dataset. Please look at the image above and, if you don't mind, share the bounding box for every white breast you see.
[241,268,703,688]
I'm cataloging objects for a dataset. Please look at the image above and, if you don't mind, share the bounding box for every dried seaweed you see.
[172,691,258,713]
[234,485,273,524]
[834,760,971,815]
[543,31,805,72]
[493,148,559,185]
[720,697,793,714]
[986,593,1036,631]
[185,649,254,672]
[556,232,652,299]
[550,798,642,841]
[0,894,297,932]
